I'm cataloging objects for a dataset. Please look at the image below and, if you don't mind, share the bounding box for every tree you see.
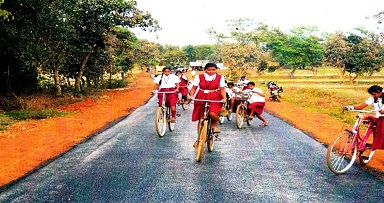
[323,32,349,82]
[268,26,324,78]
[343,29,384,82]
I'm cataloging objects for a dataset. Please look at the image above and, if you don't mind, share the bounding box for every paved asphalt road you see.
[0,96,383,202]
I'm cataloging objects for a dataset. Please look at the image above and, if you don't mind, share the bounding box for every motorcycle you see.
[267,81,283,102]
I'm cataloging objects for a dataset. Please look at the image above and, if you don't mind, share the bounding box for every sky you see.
[132,0,384,46]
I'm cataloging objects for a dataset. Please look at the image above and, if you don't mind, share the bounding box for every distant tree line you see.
[1,2,383,96]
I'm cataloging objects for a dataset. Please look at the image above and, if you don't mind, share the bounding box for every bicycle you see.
[193,99,223,162]
[177,85,190,110]
[218,93,233,124]
[154,90,177,137]
[326,109,378,174]
[235,92,253,129]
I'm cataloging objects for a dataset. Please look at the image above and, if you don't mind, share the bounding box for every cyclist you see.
[189,63,227,146]
[225,82,241,113]
[344,85,384,151]
[237,76,250,87]
[153,67,180,122]
[175,70,190,104]
[242,81,268,126]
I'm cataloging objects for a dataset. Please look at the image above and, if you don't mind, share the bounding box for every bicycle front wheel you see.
[196,120,208,162]
[155,107,167,137]
[326,132,358,174]
[236,104,245,129]
[167,107,175,131]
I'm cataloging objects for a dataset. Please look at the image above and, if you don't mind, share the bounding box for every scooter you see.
[267,81,283,102]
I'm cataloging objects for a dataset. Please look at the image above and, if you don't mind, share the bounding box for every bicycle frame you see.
[345,110,377,152]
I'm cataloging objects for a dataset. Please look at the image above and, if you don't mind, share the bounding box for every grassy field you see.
[243,67,384,125]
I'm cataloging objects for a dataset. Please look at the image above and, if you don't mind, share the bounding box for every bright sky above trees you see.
[133,0,383,46]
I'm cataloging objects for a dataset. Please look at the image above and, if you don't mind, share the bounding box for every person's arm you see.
[352,102,368,110]
[175,82,180,91]
[189,85,197,98]
[154,83,159,90]
[253,89,265,97]
[220,87,227,102]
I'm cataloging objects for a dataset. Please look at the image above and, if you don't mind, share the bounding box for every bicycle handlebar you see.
[345,109,379,113]
[192,99,223,103]
[156,90,177,94]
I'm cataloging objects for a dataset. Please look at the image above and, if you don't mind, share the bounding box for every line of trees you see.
[1,2,383,96]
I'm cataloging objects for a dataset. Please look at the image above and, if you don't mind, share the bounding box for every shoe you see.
[248,117,253,121]
[259,122,268,127]
[170,118,176,123]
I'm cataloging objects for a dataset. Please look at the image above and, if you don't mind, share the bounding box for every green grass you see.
[5,109,71,120]
[0,112,14,131]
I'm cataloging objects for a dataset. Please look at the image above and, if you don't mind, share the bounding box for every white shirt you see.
[191,73,226,87]
[365,96,384,117]
[243,88,265,103]
[238,79,250,86]
[154,74,180,89]
[226,86,241,98]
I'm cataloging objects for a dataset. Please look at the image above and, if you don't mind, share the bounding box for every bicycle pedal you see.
[365,143,372,148]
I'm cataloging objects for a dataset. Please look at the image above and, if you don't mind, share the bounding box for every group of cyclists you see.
[153,63,269,149]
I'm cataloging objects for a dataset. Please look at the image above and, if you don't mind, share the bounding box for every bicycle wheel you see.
[359,135,375,164]
[196,120,208,162]
[155,107,167,137]
[167,107,175,131]
[236,104,244,129]
[326,132,358,174]
[207,122,214,152]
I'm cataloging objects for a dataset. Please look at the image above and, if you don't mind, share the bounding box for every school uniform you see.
[191,73,226,121]
[153,74,180,107]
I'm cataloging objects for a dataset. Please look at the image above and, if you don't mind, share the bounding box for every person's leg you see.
[209,112,220,132]
[170,105,176,122]
[255,114,268,126]
[229,98,235,112]
[248,109,255,120]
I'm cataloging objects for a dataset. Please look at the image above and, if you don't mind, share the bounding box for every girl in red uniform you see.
[175,70,189,104]
[189,63,227,147]
[153,67,180,122]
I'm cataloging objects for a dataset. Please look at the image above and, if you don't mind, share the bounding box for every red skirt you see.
[192,91,222,121]
[247,102,265,115]
[373,117,384,150]
[157,88,178,107]
[179,86,189,97]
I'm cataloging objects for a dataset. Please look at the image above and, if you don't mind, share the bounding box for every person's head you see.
[240,76,246,80]
[175,70,182,76]
[204,63,218,76]
[162,67,172,75]
[368,85,383,99]
[247,81,255,89]
[227,82,235,88]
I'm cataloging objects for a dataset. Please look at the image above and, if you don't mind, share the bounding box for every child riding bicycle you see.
[153,67,180,123]
[189,63,227,148]
[344,85,384,151]
[175,70,190,104]
[242,81,268,126]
